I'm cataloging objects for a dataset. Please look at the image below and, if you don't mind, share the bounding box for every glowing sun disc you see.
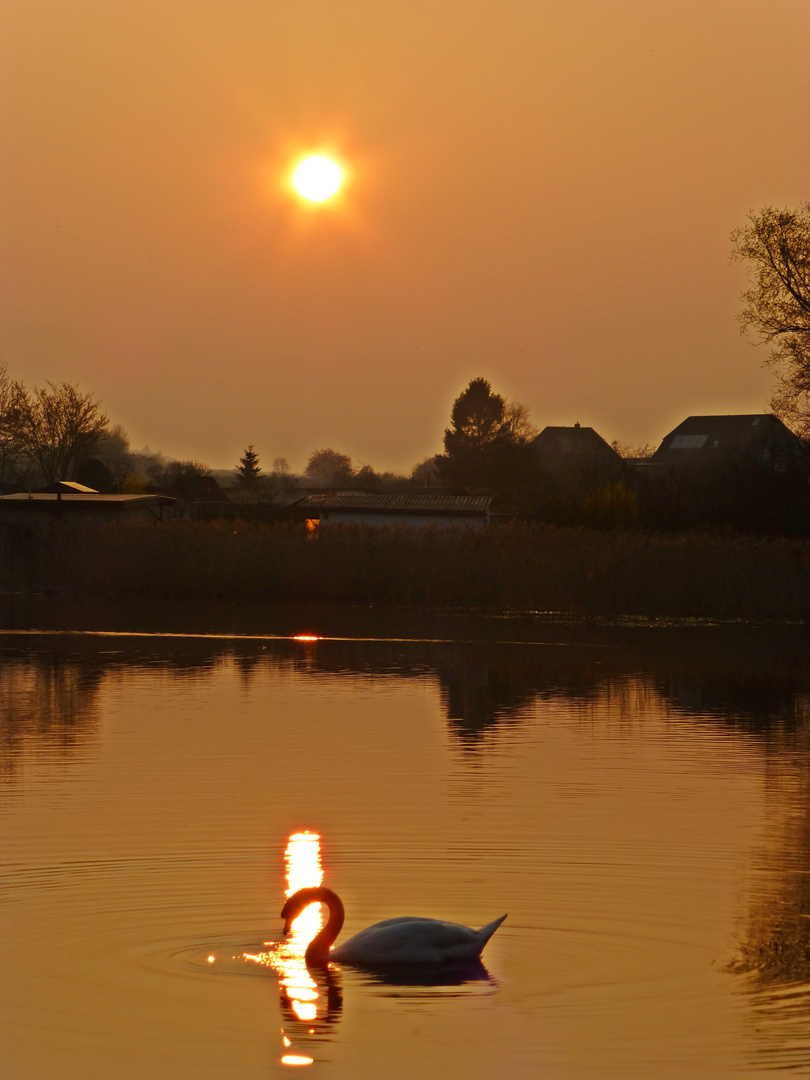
[293,156,342,201]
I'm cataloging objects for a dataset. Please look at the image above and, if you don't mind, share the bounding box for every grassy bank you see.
[2,520,809,620]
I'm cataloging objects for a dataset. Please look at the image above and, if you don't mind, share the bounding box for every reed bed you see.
[2,519,809,621]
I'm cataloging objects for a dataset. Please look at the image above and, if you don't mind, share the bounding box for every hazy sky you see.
[2,1,809,472]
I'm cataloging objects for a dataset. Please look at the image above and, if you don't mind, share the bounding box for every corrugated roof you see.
[297,493,491,514]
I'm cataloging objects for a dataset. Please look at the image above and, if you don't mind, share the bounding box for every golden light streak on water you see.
[286,832,323,895]
[293,635,320,642]
[241,831,325,1066]
[292,1001,317,1021]
[285,830,324,946]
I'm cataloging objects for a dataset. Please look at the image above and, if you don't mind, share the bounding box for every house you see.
[531,423,622,481]
[651,415,803,471]
[294,493,491,530]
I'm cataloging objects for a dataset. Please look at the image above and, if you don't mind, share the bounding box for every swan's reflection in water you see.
[358,956,493,988]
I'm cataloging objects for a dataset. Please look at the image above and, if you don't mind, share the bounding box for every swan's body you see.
[281,886,506,968]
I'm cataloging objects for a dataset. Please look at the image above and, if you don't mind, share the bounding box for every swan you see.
[281,886,506,968]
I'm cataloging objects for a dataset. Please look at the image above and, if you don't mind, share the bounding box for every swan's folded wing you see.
[331,915,506,966]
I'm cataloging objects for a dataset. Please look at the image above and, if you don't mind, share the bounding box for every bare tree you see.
[17,381,109,484]
[410,455,441,486]
[611,439,655,460]
[0,363,28,482]
[732,204,810,435]
[92,424,133,488]
[501,400,539,443]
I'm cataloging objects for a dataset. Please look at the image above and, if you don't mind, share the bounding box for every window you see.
[670,434,708,449]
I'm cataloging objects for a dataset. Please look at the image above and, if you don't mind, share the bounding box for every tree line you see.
[3,201,809,532]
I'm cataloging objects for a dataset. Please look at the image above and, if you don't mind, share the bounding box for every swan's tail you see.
[476,913,507,951]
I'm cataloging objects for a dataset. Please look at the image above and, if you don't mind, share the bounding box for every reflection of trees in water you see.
[5,624,809,764]
[732,706,810,986]
[270,628,810,746]
[0,647,102,781]
[726,707,810,1072]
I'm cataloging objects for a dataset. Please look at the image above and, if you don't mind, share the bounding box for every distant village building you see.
[164,475,230,519]
[168,475,229,502]
[651,415,802,471]
[294,493,491,531]
[531,423,622,482]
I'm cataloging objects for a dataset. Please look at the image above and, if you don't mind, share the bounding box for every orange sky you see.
[2,1,809,472]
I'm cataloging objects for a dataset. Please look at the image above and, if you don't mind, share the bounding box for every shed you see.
[294,493,491,530]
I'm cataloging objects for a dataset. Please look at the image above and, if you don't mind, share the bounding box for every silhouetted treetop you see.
[235,444,262,490]
[443,378,506,457]
[437,378,539,501]
[16,380,109,484]
[305,448,354,486]
[732,203,810,435]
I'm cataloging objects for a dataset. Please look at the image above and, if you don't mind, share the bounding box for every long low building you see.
[0,492,175,522]
[295,492,491,530]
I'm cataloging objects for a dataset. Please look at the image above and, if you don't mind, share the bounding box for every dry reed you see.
[2,519,809,621]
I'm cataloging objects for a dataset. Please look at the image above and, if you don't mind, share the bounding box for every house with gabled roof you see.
[651,414,802,471]
[531,423,623,482]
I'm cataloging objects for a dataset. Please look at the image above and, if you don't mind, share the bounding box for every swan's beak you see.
[282,916,294,935]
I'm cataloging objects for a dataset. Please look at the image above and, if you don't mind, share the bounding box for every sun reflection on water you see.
[242,830,333,1066]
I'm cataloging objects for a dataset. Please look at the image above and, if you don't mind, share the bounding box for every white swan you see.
[281,886,506,967]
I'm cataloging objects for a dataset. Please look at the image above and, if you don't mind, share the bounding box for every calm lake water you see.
[2,597,810,1078]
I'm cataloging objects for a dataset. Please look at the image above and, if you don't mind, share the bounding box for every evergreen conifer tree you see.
[236,444,262,492]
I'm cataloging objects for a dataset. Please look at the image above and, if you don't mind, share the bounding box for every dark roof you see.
[532,425,621,462]
[168,476,230,502]
[652,414,801,460]
[0,493,175,510]
[296,493,491,515]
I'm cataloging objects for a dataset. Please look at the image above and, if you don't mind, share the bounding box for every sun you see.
[293,156,342,202]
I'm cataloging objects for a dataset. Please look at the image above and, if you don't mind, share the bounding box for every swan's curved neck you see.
[304,887,345,965]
